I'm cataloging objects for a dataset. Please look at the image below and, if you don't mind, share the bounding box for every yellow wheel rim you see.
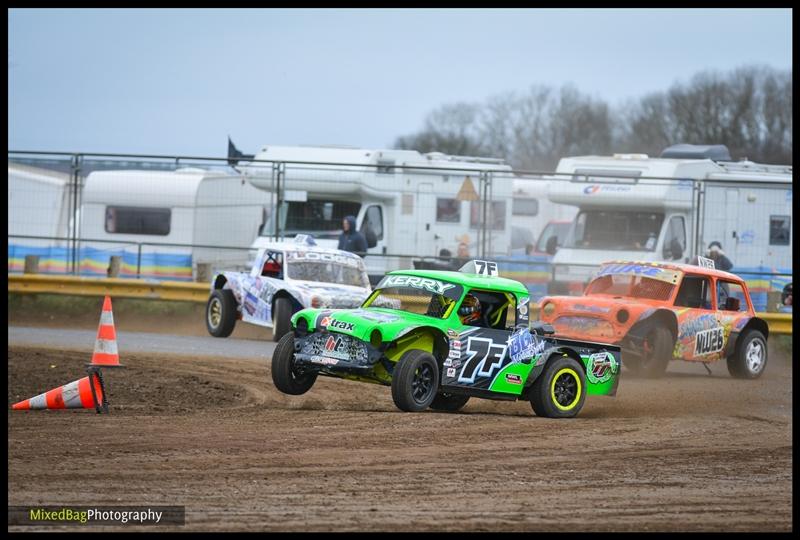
[550,367,582,411]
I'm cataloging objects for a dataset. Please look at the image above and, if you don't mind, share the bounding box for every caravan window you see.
[569,210,663,251]
[769,215,791,246]
[470,201,506,230]
[105,206,171,236]
[512,198,539,217]
[436,198,461,223]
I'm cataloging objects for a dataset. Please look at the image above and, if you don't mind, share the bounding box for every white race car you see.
[206,236,372,341]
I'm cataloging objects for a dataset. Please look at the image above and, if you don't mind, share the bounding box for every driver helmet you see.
[458,294,481,324]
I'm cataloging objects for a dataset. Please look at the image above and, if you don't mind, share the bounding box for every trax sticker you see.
[505,374,522,385]
[457,337,508,383]
[587,352,618,384]
[328,320,355,332]
[694,327,725,356]
[319,316,332,328]
[379,275,456,296]
[446,368,456,378]
[509,328,546,364]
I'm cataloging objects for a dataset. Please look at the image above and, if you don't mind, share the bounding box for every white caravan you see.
[8,162,72,273]
[241,145,515,279]
[510,177,577,253]
[547,144,792,297]
[80,168,272,280]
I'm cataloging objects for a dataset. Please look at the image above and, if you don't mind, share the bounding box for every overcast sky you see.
[8,8,793,158]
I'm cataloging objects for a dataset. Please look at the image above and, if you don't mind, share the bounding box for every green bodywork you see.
[290,268,619,397]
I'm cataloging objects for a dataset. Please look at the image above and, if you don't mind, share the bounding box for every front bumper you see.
[293,331,383,373]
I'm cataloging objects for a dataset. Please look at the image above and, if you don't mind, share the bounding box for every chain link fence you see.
[7,149,792,309]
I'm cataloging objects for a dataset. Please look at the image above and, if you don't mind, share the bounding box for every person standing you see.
[706,241,733,271]
[337,215,367,255]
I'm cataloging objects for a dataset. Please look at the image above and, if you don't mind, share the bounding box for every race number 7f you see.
[475,260,498,276]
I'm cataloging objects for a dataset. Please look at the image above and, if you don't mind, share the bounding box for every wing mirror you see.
[545,235,558,255]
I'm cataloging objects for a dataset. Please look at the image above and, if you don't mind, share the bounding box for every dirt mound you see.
[8,348,247,415]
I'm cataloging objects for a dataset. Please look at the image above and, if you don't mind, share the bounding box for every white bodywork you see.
[212,241,372,329]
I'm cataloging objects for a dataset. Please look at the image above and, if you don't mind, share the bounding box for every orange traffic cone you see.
[87,296,124,368]
[11,372,106,413]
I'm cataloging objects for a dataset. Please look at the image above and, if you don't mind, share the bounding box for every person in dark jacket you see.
[706,241,733,272]
[337,215,368,255]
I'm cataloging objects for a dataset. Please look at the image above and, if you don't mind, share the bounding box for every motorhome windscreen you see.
[586,274,675,302]
[536,222,570,252]
[569,210,664,251]
[286,260,369,288]
[262,200,361,240]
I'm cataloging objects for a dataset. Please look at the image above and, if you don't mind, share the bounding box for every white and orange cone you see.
[87,296,124,368]
[11,373,105,412]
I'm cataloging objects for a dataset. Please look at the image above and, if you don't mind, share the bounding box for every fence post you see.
[107,256,121,277]
[24,255,39,274]
[196,263,211,282]
[136,244,142,278]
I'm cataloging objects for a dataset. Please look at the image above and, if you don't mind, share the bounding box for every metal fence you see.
[7,149,793,310]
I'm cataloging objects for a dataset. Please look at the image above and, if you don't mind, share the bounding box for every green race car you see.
[271,260,620,418]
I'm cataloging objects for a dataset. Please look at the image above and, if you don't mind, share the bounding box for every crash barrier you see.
[9,275,793,335]
[8,274,210,303]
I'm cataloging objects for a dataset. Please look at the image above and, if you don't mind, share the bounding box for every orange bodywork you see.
[539,261,761,363]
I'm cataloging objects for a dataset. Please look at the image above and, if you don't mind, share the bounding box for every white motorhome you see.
[80,168,271,280]
[241,145,515,279]
[547,145,793,298]
[8,162,72,273]
[510,177,577,253]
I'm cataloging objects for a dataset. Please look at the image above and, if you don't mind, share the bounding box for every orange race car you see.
[539,261,769,378]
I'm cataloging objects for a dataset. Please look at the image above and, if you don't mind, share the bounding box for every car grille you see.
[299,332,369,365]
[553,316,615,340]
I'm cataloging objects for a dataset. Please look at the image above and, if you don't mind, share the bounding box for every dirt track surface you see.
[8,342,793,532]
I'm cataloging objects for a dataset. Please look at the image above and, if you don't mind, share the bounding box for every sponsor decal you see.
[697,256,715,269]
[447,329,459,338]
[286,250,362,268]
[446,367,456,378]
[694,327,724,356]
[345,310,399,323]
[597,263,680,284]
[583,184,632,194]
[450,359,461,368]
[452,340,462,349]
[517,299,529,318]
[443,359,452,367]
[319,316,332,328]
[243,292,259,316]
[505,373,522,385]
[328,320,355,332]
[320,335,351,360]
[457,337,508,383]
[587,352,618,384]
[509,328,546,364]
[678,313,717,340]
[448,349,461,359]
[309,355,340,366]
[380,274,456,295]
